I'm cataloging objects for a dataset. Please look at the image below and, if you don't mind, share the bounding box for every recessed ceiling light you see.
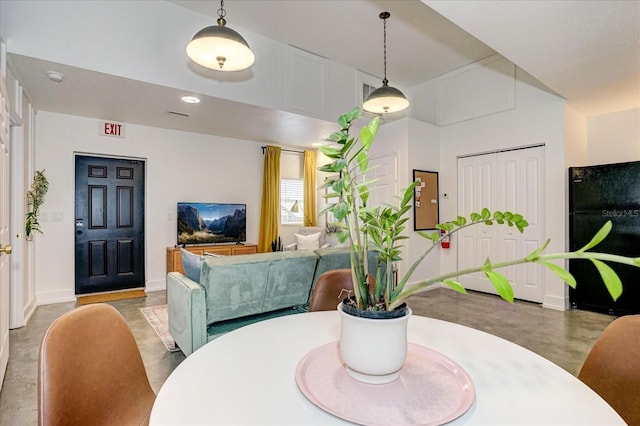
[311,142,323,147]
[181,95,200,104]
[46,71,64,83]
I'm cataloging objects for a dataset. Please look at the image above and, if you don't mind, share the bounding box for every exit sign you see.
[99,121,125,138]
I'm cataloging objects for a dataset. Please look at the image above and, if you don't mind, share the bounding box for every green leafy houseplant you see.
[25,169,49,238]
[320,107,640,312]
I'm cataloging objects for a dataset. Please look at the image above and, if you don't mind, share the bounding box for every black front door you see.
[75,155,145,294]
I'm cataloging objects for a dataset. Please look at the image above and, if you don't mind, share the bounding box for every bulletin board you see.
[413,169,439,230]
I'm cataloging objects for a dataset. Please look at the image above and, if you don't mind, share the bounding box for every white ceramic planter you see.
[337,302,412,384]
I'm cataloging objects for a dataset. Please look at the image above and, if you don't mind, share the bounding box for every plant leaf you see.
[444,280,468,294]
[516,220,528,233]
[578,221,612,253]
[318,146,341,158]
[332,202,349,221]
[338,113,348,129]
[367,116,380,139]
[484,270,514,303]
[360,127,373,150]
[525,239,550,261]
[328,131,344,142]
[538,261,577,288]
[589,258,622,301]
[357,151,369,173]
[417,231,439,242]
[345,106,361,123]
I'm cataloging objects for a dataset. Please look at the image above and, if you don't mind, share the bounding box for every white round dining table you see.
[150,311,623,425]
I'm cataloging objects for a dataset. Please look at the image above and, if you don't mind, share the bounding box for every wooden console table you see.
[166,244,258,274]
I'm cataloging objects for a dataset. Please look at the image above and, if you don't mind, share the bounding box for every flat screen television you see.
[177,202,246,245]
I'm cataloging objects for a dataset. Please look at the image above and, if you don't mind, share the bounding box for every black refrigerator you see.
[569,161,640,315]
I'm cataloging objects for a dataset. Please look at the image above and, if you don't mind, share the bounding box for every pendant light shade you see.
[363,81,410,114]
[363,12,409,114]
[186,0,255,71]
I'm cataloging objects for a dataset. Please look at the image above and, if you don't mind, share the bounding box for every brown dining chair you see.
[38,303,156,426]
[309,269,355,312]
[577,314,640,425]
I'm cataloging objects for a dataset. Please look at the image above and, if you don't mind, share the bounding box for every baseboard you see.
[23,297,38,326]
[36,290,76,305]
[543,294,569,311]
[145,278,166,292]
[35,279,166,306]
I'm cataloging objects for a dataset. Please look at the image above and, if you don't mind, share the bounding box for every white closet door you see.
[457,147,545,302]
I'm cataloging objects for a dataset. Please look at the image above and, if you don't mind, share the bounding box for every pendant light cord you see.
[380,12,390,86]
[217,0,227,26]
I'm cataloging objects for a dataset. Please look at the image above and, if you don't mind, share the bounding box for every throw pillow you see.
[295,232,321,251]
[181,249,205,283]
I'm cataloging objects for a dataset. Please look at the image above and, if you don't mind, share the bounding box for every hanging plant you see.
[25,169,49,238]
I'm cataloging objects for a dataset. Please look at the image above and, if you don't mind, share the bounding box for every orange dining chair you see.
[309,269,355,312]
[38,303,156,426]
[577,314,640,425]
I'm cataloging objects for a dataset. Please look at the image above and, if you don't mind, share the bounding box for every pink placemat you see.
[295,342,475,426]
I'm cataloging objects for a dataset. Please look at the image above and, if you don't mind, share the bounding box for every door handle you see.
[0,245,12,255]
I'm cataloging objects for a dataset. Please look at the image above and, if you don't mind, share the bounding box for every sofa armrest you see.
[167,272,207,356]
[284,243,297,251]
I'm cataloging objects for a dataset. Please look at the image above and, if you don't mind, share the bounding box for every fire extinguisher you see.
[441,229,450,249]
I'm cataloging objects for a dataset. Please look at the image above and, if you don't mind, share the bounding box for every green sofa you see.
[167,247,376,356]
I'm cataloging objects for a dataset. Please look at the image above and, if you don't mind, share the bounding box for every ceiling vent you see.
[168,111,190,117]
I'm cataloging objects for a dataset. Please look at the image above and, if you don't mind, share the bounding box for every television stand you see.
[236,241,245,245]
[166,243,258,274]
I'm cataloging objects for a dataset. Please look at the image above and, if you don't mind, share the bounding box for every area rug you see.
[140,305,179,352]
[140,304,308,353]
[78,289,146,305]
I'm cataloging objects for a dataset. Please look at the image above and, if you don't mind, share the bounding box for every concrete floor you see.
[0,288,615,426]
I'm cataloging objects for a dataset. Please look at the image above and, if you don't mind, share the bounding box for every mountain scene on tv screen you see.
[177,203,246,244]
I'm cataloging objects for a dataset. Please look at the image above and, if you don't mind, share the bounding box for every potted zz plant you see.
[320,107,640,384]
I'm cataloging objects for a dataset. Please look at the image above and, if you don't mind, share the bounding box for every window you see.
[281,178,304,224]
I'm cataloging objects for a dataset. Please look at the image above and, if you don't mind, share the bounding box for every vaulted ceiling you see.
[5,0,639,147]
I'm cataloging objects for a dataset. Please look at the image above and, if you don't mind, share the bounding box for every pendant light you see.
[186,0,255,71]
[363,12,409,114]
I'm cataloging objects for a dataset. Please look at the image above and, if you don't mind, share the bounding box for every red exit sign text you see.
[99,121,125,138]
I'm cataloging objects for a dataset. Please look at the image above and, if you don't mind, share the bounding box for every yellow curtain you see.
[258,146,281,253]
[303,150,317,226]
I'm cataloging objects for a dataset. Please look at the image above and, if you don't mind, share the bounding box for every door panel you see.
[367,155,397,208]
[457,156,494,290]
[75,155,145,294]
[457,147,545,302]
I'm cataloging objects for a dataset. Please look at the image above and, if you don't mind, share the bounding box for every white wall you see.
[564,105,588,170]
[436,65,567,309]
[367,117,440,284]
[0,1,362,125]
[406,119,440,284]
[34,111,263,304]
[587,108,640,165]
